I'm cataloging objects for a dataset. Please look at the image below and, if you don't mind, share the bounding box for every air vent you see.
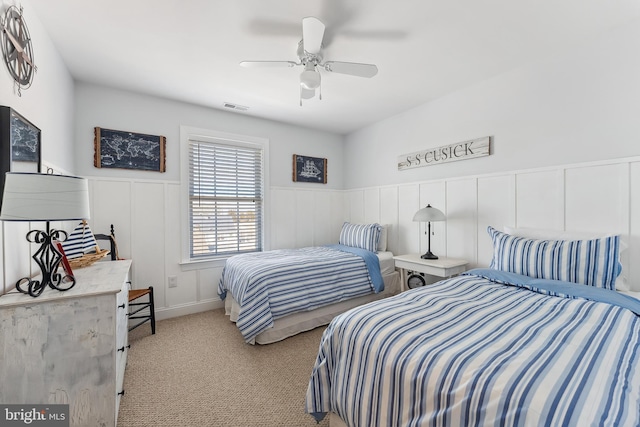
[223,102,249,111]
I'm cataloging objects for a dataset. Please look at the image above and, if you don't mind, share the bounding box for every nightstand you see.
[393,254,468,291]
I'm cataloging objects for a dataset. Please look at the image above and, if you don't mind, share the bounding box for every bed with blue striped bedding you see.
[218,245,383,343]
[305,268,640,426]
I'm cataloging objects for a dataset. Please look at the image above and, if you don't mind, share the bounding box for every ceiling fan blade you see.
[300,87,316,99]
[240,61,297,68]
[323,61,378,78]
[302,17,325,54]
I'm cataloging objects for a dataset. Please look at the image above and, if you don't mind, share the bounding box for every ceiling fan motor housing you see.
[297,40,323,65]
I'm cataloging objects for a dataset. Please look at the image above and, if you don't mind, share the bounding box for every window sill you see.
[179,257,229,271]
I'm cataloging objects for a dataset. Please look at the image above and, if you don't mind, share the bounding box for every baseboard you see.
[154,299,224,321]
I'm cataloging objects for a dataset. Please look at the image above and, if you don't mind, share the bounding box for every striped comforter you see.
[305,269,640,426]
[218,245,382,343]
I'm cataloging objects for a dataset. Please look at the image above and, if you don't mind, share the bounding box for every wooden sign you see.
[398,136,491,170]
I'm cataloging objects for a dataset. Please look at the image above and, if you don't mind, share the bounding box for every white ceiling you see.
[28,0,640,135]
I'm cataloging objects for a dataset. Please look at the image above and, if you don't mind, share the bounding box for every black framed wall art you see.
[0,106,42,211]
[94,127,166,172]
[292,154,327,184]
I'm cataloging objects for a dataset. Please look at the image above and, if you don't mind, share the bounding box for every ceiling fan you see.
[240,16,378,105]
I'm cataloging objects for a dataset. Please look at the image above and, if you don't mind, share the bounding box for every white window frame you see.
[180,126,269,267]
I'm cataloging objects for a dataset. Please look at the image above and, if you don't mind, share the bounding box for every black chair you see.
[95,225,156,334]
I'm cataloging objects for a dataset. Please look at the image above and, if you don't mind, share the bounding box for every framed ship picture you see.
[293,154,327,184]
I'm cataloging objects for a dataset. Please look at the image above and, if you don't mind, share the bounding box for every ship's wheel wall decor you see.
[1,5,36,96]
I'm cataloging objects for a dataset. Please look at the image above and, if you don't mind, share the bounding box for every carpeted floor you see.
[118,309,330,427]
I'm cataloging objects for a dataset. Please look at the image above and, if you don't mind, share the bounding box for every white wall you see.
[345,157,640,294]
[75,83,344,189]
[340,18,640,296]
[76,83,345,318]
[344,17,640,189]
[0,0,75,292]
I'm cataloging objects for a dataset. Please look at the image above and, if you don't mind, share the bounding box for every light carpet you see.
[118,308,330,427]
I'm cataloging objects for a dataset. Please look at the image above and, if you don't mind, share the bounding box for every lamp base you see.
[421,251,439,260]
[16,227,76,298]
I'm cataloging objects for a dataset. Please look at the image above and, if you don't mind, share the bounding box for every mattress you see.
[376,251,395,275]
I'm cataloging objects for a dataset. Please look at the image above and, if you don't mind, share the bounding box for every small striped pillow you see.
[487,226,622,290]
[339,222,382,252]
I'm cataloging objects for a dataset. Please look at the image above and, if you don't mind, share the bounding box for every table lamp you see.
[0,172,90,297]
[412,204,446,259]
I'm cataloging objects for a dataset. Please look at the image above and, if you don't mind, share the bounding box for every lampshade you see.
[413,204,445,222]
[0,172,90,221]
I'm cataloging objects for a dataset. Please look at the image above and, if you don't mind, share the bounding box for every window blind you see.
[188,139,263,259]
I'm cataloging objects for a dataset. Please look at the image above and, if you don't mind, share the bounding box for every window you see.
[181,127,268,262]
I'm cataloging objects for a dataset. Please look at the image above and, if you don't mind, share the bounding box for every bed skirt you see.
[224,270,400,344]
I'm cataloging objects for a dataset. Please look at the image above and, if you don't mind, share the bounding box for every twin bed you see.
[219,223,399,344]
[305,226,640,426]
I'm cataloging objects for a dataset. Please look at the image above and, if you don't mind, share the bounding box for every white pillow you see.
[378,224,390,252]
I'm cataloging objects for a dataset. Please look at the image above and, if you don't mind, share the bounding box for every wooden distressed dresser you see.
[0,260,132,426]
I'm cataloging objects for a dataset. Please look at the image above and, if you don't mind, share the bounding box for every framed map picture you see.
[292,154,327,184]
[0,106,41,211]
[94,127,166,172]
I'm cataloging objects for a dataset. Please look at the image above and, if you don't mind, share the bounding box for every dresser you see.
[0,260,132,426]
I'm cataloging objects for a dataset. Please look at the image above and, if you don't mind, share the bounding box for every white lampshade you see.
[413,204,445,222]
[0,172,90,221]
[300,71,321,90]
[300,62,321,90]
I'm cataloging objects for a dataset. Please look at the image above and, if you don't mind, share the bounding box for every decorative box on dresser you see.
[0,259,132,427]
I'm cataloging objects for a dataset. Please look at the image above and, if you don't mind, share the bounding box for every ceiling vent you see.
[223,102,249,111]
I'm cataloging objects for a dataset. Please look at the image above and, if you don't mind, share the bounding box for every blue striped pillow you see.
[339,223,382,252]
[487,226,622,290]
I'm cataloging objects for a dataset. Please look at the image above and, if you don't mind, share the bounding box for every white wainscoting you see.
[345,156,640,293]
[79,180,346,320]
[3,156,638,313]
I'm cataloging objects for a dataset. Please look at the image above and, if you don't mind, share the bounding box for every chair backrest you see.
[94,224,119,261]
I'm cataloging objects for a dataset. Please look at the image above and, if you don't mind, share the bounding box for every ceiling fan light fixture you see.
[300,69,321,90]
